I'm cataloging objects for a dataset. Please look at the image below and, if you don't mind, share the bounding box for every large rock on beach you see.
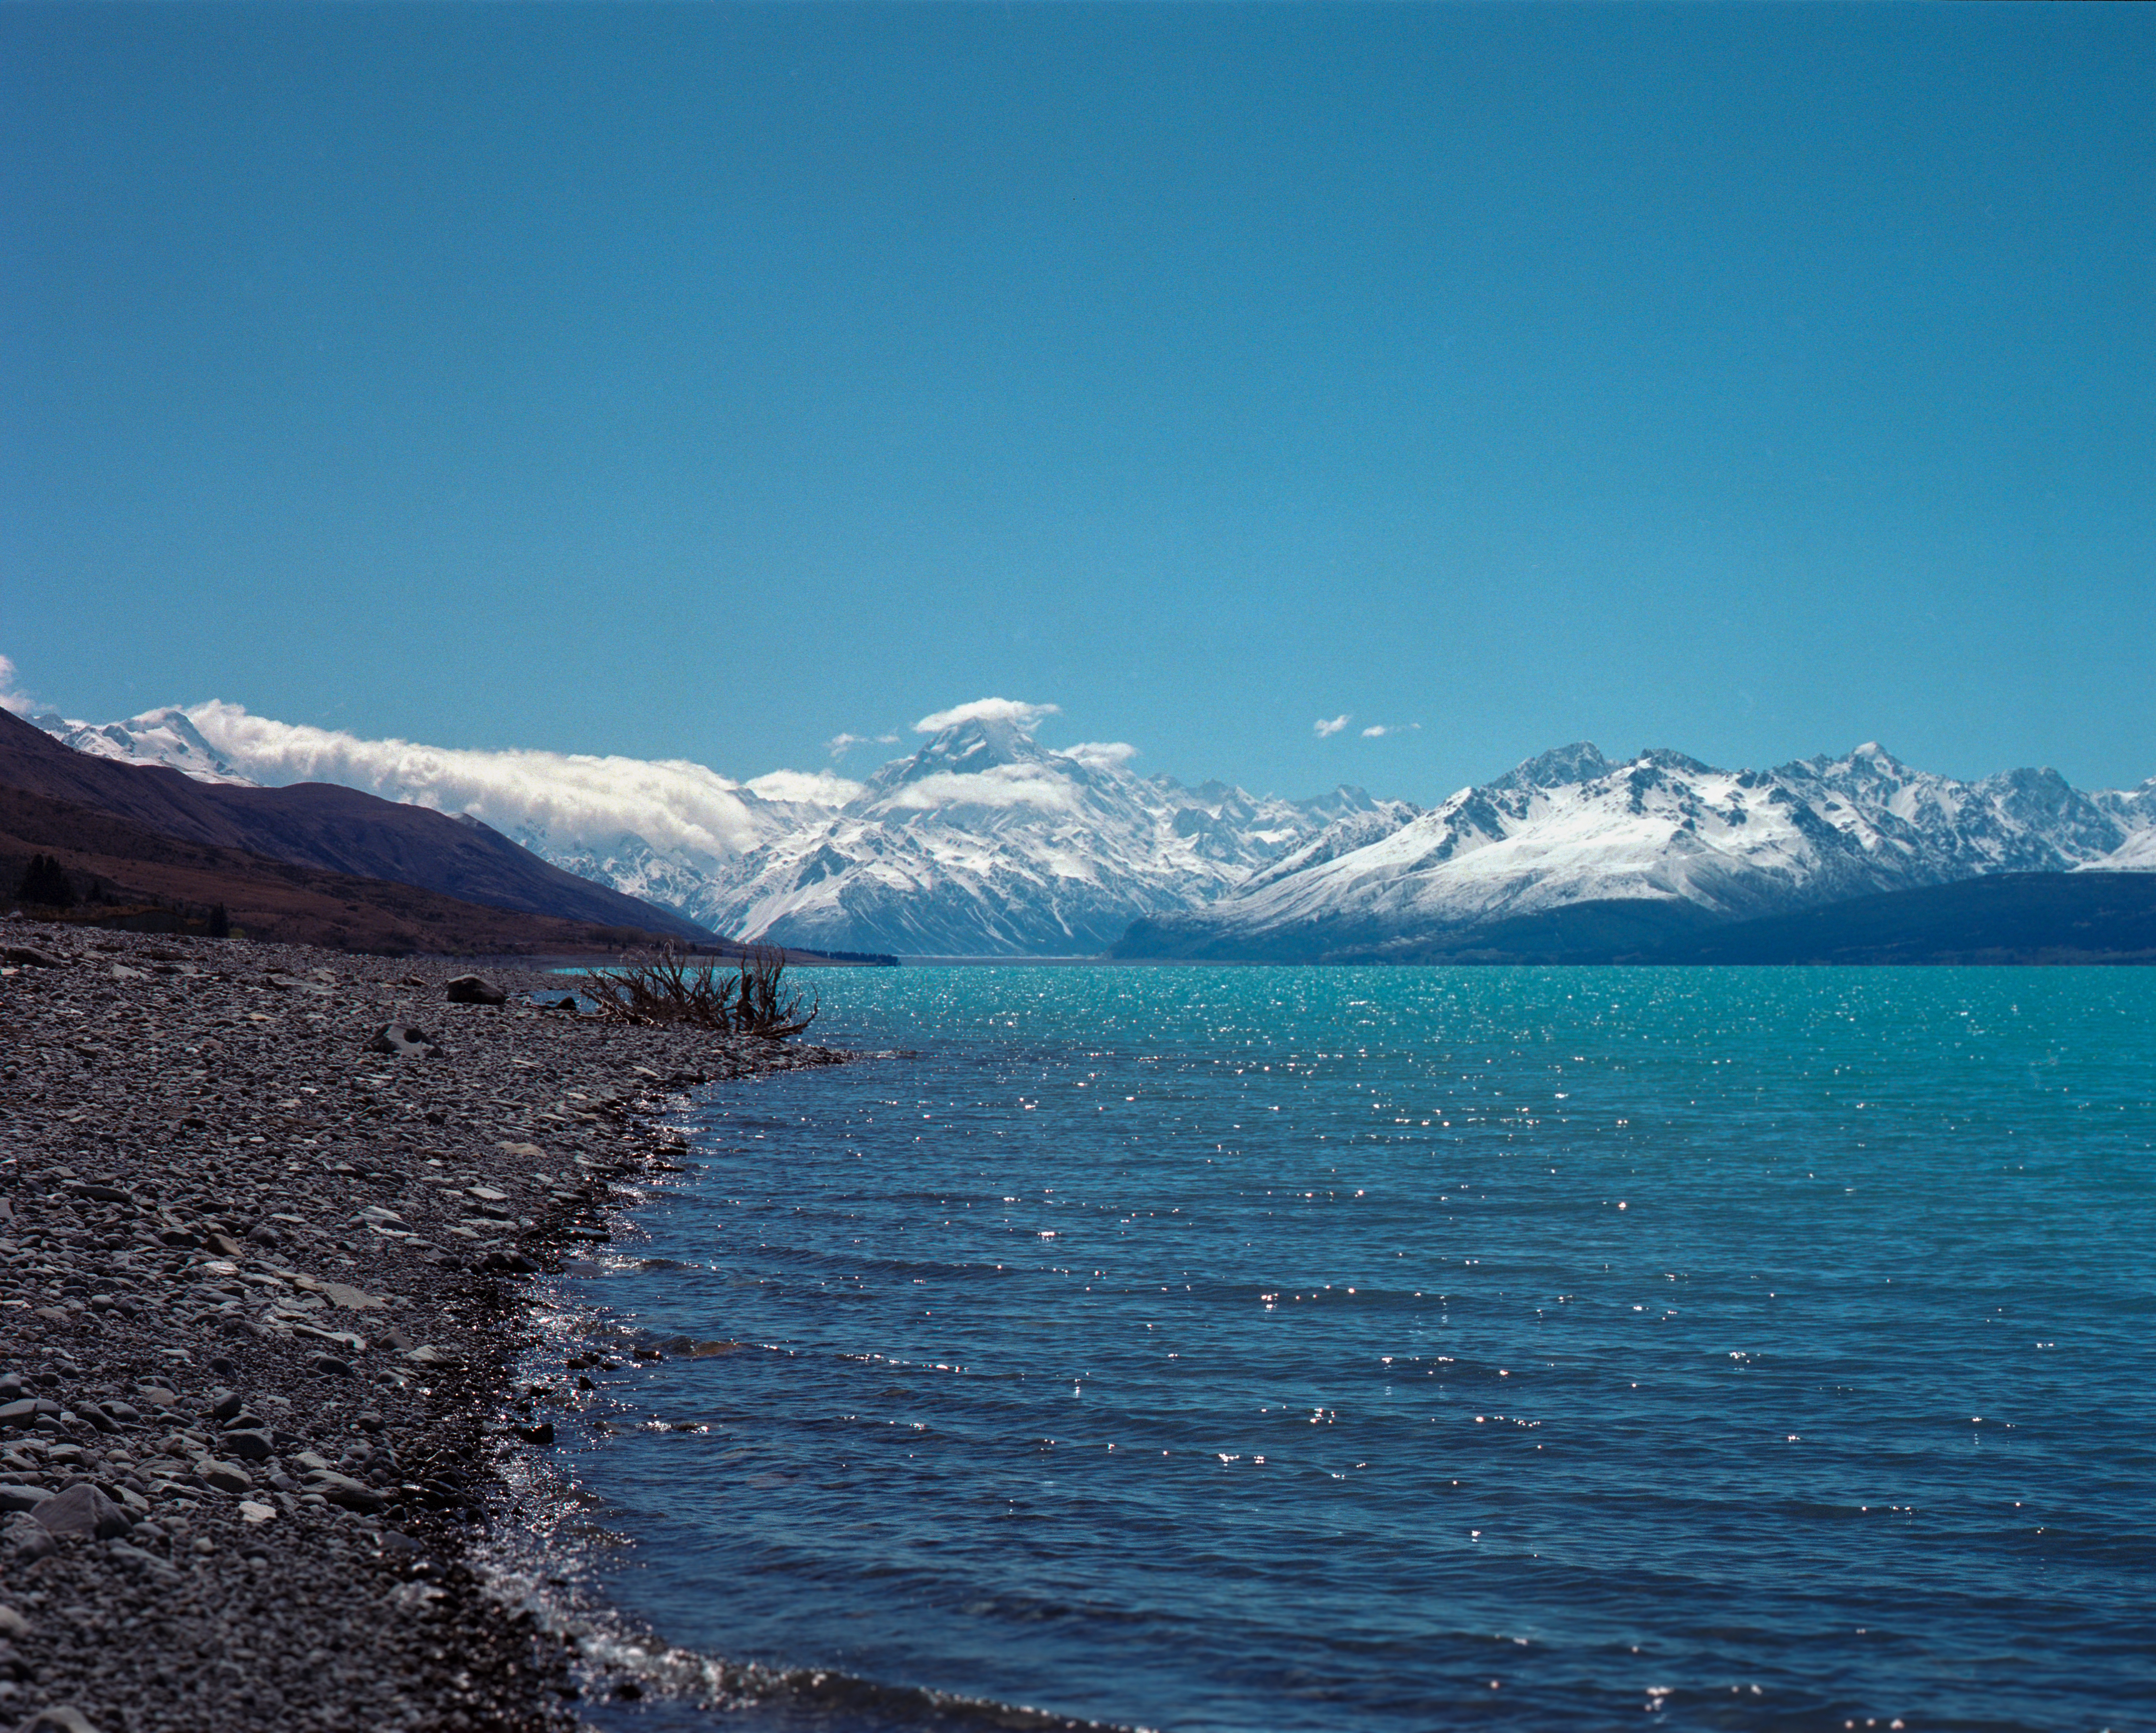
[444,973,507,1005]
[32,1483,134,1541]
[3,1513,57,1561]
[369,1021,444,1056]
[305,1469,388,1514]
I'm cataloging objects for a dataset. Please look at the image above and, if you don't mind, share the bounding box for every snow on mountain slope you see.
[31,707,258,785]
[1117,742,2156,961]
[2089,778,2156,869]
[49,697,1401,955]
[698,712,1406,954]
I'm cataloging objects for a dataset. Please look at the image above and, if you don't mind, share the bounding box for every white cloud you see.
[0,656,35,717]
[1314,714,1351,738]
[914,697,1060,734]
[827,730,899,759]
[1361,722,1422,738]
[747,768,865,806]
[184,700,820,861]
[874,767,1080,814]
[1063,740,1139,769]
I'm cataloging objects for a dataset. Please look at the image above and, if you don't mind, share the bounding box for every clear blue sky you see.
[4,2,2152,798]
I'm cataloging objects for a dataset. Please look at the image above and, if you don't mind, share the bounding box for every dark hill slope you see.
[1116,896,1724,964]
[0,782,660,954]
[0,708,709,941]
[1643,871,2156,965]
[1114,872,2156,966]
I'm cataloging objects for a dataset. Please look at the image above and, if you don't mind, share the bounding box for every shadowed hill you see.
[1116,872,2156,966]
[1640,871,2156,965]
[0,781,667,954]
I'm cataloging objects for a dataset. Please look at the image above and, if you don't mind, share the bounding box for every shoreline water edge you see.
[0,920,846,1733]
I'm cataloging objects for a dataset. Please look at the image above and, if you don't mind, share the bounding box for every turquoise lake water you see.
[550,966,2155,1732]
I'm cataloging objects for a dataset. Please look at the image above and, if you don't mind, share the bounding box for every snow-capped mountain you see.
[36,700,1408,955]
[1115,741,2156,961]
[695,713,1403,955]
[30,707,257,785]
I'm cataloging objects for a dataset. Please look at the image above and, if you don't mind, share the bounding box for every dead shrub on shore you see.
[581,943,819,1039]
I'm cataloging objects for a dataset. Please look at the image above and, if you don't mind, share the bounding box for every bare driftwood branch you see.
[580,944,818,1039]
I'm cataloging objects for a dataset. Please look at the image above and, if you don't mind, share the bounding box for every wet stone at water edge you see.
[0,923,844,1731]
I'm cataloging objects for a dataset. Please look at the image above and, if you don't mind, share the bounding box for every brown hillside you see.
[0,782,661,954]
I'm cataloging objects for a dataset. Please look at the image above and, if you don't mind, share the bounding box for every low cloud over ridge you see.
[0,656,34,717]
[875,768,1081,814]
[915,697,1060,734]
[828,730,899,759]
[19,670,1182,875]
[184,700,858,861]
[1064,741,1140,769]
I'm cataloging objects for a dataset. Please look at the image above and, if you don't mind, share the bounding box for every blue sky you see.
[3,3,2152,798]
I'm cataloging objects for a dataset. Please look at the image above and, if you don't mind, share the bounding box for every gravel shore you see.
[0,922,845,1733]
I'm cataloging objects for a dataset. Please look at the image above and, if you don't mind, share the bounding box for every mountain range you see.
[1118,740,2156,961]
[29,702,2156,961]
[39,702,1407,956]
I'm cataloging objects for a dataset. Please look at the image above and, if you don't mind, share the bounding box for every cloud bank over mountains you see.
[36,693,1139,847]
[913,697,1060,734]
[183,699,859,856]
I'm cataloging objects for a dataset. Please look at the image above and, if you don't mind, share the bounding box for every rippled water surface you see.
[556,967,2156,1732]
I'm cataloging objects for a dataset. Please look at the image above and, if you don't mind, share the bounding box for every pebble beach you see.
[0,922,844,1733]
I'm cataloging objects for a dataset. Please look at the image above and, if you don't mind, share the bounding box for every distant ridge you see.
[1114,741,2156,963]
[0,708,712,942]
[0,780,665,954]
[1646,871,2156,966]
[1107,875,2156,967]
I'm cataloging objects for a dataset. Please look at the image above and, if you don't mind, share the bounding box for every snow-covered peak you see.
[31,706,259,785]
[715,712,1359,952]
[859,714,1080,817]
[1784,740,1927,804]
[908,712,1041,771]
[1490,741,1613,792]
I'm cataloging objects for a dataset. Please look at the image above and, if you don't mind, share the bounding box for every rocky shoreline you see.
[0,922,845,1733]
